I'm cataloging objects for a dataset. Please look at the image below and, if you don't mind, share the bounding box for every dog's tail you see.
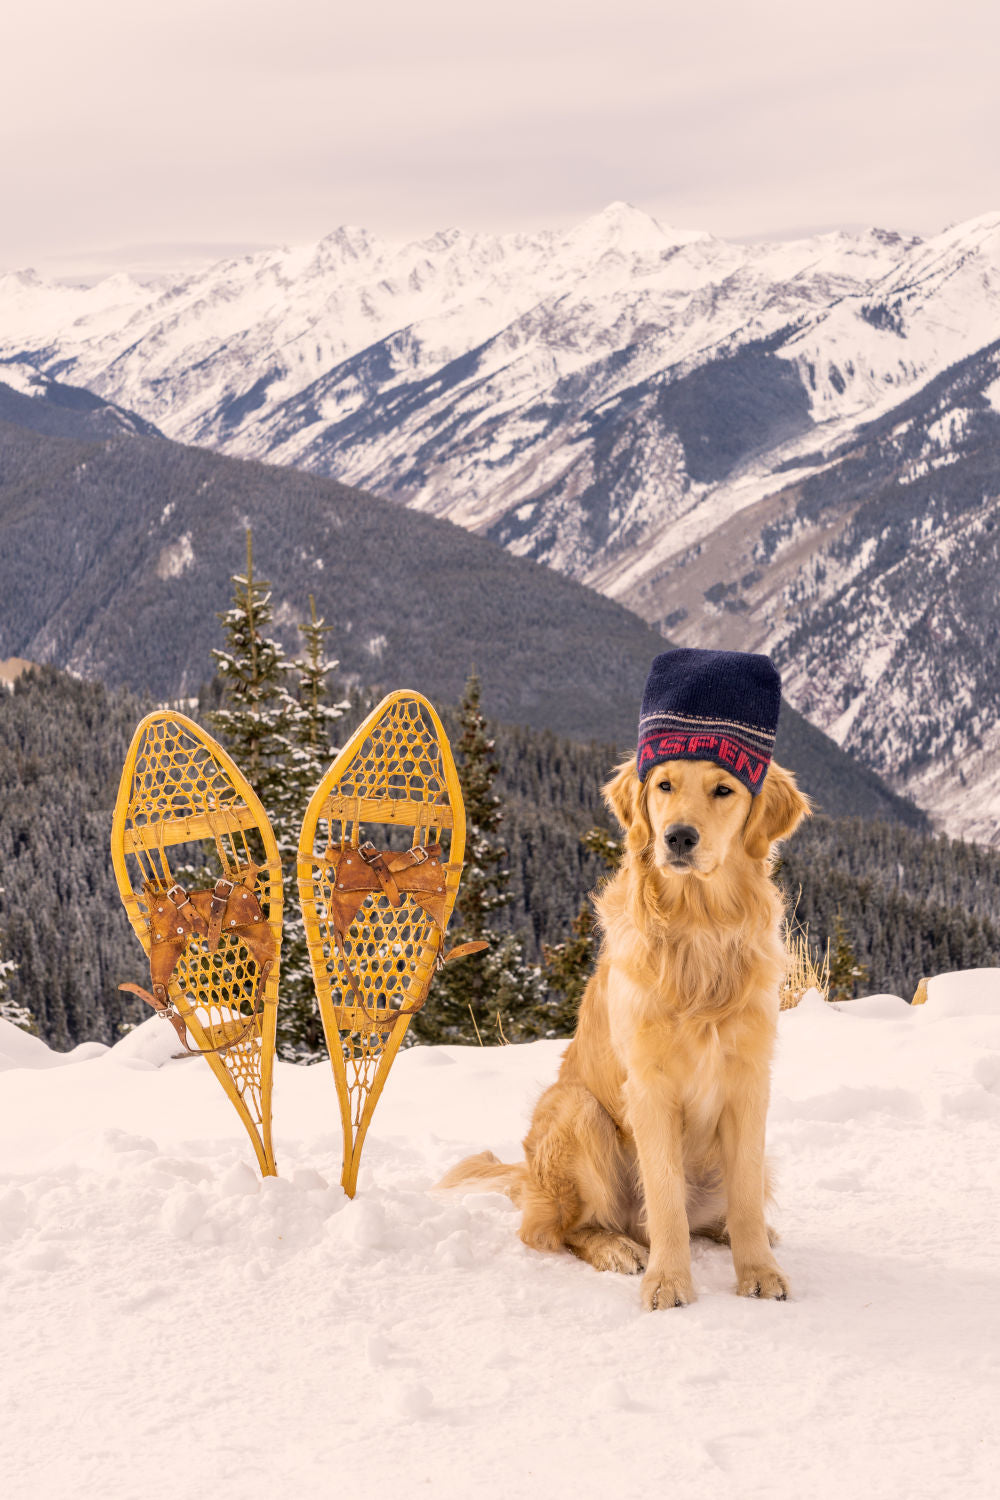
[435,1150,525,1202]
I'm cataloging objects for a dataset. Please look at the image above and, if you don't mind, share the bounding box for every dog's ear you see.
[742,761,811,859]
[603,757,641,833]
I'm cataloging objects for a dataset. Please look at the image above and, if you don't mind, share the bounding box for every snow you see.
[155,531,195,579]
[5,212,1000,713]
[1,969,999,1498]
[0,359,48,397]
[903,728,1000,846]
[2,209,998,608]
[0,206,978,475]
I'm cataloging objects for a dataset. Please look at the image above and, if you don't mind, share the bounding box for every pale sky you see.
[2,0,997,274]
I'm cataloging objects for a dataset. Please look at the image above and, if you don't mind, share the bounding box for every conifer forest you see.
[2,640,999,1052]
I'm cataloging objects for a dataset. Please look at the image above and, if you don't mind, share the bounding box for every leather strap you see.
[357,841,433,906]
[118,979,262,1056]
[322,842,450,935]
[150,873,274,968]
[440,940,489,965]
[358,845,401,905]
[121,865,274,1056]
[206,876,235,950]
[165,883,209,939]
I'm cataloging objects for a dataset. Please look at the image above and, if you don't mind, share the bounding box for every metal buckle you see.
[358,841,379,864]
[214,877,235,896]
[408,845,429,866]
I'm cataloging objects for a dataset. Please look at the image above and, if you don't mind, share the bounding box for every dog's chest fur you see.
[584,960,773,1143]
[636,1007,758,1133]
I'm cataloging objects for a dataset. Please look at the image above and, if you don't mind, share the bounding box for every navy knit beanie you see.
[636,648,782,796]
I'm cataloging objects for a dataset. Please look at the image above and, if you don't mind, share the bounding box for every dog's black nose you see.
[664,823,700,856]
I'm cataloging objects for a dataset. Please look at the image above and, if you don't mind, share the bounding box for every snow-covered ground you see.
[2,971,998,1499]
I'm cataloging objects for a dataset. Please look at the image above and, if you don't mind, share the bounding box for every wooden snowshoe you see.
[111,711,282,1176]
[298,691,480,1196]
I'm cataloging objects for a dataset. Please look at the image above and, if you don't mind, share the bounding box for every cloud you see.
[1,0,998,265]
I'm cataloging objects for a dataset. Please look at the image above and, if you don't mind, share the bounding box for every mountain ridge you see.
[4,203,999,836]
[0,401,925,830]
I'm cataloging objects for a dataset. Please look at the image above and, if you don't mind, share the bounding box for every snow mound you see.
[109,1013,191,1069]
[924,966,1000,1015]
[0,980,997,1498]
[0,1018,107,1072]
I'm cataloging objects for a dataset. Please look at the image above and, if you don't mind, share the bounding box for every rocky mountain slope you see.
[608,340,1000,843]
[0,394,924,829]
[3,204,999,836]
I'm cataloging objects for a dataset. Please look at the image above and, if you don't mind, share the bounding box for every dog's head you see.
[603,756,810,878]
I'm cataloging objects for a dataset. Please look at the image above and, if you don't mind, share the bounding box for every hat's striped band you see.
[638,709,776,757]
[637,724,773,791]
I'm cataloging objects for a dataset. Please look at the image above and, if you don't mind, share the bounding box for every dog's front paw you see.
[736,1263,789,1300]
[641,1268,695,1310]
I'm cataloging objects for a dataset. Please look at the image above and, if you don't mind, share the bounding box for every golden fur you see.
[438,754,810,1309]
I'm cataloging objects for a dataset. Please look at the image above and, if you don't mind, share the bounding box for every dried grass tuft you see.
[781,911,830,1010]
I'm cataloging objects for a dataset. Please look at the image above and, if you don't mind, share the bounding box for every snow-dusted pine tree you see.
[0,908,31,1033]
[210,530,295,806]
[540,826,621,1028]
[449,671,507,943]
[278,597,349,1057]
[409,672,548,1044]
[285,597,349,803]
[210,537,345,1059]
[827,909,870,1002]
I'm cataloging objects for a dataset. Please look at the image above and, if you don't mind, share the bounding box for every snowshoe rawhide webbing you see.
[298,690,474,1197]
[111,711,282,1177]
[321,841,485,1017]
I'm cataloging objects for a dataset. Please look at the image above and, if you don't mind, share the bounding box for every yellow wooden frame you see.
[111,711,281,1176]
[297,691,466,1196]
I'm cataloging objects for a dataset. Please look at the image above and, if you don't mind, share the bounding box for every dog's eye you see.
[657,779,672,793]
[714,785,734,798]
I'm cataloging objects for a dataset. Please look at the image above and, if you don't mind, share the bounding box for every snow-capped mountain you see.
[3,203,1000,839]
[606,339,1000,843]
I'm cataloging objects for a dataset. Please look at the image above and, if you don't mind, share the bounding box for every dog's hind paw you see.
[595,1234,648,1275]
[565,1229,648,1274]
[641,1269,695,1310]
[609,1236,648,1275]
[736,1264,789,1300]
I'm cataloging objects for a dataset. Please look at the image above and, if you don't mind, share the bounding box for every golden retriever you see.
[438,753,810,1309]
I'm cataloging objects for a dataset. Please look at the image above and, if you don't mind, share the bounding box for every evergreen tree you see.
[284,597,350,807]
[540,902,595,1015]
[210,530,295,806]
[582,826,623,870]
[278,597,349,1058]
[0,909,32,1033]
[209,532,326,1059]
[827,909,870,1001]
[541,826,622,1021]
[409,673,548,1044]
[450,671,507,944]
